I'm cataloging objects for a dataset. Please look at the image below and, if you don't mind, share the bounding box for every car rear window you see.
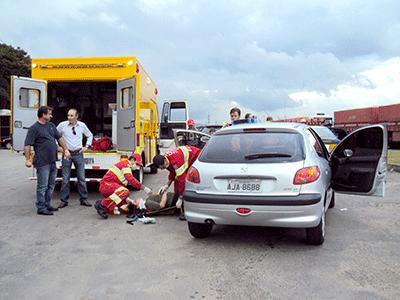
[199,131,305,163]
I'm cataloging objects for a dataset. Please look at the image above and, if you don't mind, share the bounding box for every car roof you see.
[215,122,308,135]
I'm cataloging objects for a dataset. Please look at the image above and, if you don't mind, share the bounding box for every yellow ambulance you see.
[11,56,159,183]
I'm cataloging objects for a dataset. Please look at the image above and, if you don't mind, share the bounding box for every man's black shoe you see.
[37,210,54,216]
[178,214,186,221]
[47,206,59,212]
[58,202,68,209]
[80,200,92,207]
[94,200,108,219]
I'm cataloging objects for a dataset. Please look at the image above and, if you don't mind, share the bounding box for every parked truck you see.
[334,103,400,148]
[11,56,159,183]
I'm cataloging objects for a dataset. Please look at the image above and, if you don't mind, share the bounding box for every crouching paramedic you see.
[94,153,152,219]
[152,145,201,220]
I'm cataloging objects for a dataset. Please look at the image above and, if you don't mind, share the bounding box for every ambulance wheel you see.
[133,167,144,185]
[188,222,212,239]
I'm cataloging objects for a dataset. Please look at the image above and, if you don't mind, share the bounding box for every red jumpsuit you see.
[99,159,142,214]
[165,146,201,197]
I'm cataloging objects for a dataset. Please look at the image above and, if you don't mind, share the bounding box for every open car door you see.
[117,77,136,151]
[11,76,47,151]
[330,125,387,197]
[174,129,210,149]
[160,100,188,139]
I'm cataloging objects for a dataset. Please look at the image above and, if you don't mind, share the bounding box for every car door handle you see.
[123,126,131,129]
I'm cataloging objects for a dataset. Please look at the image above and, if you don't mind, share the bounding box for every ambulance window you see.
[19,88,40,108]
[121,87,133,108]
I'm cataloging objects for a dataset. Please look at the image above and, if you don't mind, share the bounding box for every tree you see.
[0,43,31,109]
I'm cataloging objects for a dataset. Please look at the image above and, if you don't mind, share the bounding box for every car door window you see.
[306,129,328,159]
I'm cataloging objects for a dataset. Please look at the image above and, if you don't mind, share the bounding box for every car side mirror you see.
[343,149,353,157]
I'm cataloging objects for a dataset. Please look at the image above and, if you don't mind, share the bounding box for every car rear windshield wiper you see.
[244,153,292,160]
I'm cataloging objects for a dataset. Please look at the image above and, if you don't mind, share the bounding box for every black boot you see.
[94,200,108,219]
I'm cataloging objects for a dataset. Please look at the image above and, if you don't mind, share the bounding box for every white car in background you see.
[180,122,387,245]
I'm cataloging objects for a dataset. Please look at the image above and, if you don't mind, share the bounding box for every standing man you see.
[152,145,201,220]
[187,118,196,130]
[230,107,241,122]
[24,106,70,216]
[223,107,241,128]
[57,108,93,208]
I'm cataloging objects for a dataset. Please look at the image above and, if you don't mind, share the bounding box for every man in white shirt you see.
[57,108,93,208]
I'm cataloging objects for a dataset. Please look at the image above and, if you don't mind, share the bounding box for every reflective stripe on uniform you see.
[110,193,123,205]
[109,166,128,185]
[121,167,132,175]
[175,146,190,176]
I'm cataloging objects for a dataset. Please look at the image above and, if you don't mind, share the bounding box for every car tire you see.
[328,191,335,209]
[188,222,212,238]
[132,167,144,188]
[306,211,325,245]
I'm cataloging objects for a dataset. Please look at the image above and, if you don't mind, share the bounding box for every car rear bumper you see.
[184,191,323,228]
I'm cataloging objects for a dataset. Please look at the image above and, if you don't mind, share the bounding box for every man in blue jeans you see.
[56,108,93,208]
[24,106,70,216]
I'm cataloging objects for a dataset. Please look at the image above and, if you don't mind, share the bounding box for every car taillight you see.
[236,207,252,215]
[187,166,200,184]
[293,166,320,185]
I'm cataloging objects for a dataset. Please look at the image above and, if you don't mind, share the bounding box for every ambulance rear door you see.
[11,76,47,151]
[117,77,136,151]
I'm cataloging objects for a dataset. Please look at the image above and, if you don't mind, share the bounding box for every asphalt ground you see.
[0,149,399,300]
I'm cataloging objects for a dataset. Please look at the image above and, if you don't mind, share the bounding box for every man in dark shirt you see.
[24,106,70,216]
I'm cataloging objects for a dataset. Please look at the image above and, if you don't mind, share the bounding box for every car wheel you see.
[328,191,335,209]
[188,222,213,238]
[306,211,325,245]
[133,167,144,188]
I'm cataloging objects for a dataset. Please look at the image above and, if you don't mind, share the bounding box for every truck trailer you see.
[334,103,400,148]
[11,56,159,183]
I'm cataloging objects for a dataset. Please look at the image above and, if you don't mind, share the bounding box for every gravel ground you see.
[0,149,399,300]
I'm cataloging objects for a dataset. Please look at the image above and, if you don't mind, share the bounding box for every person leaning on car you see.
[56,108,93,208]
[24,106,70,216]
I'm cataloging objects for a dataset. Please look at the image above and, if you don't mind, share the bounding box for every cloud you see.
[1,0,400,124]
[285,57,400,118]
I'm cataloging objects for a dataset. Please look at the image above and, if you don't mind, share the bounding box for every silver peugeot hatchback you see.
[181,122,387,245]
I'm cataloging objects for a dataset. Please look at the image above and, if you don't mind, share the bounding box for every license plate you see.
[84,158,94,165]
[227,180,262,193]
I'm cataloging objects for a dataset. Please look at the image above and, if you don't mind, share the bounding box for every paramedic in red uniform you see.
[94,153,152,219]
[152,145,201,220]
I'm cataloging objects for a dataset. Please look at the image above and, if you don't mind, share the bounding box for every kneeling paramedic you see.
[152,145,201,220]
[95,153,152,219]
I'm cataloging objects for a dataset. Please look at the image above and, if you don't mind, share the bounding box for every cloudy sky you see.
[1,0,400,124]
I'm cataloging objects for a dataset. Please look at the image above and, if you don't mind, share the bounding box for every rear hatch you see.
[193,129,305,196]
